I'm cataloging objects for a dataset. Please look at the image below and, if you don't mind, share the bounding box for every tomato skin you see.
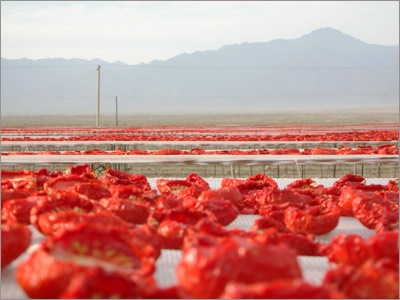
[34,168,62,190]
[1,171,37,205]
[178,183,208,199]
[338,187,359,216]
[257,187,313,206]
[158,219,187,249]
[156,194,183,210]
[196,198,239,226]
[148,207,213,249]
[186,173,210,190]
[72,182,111,201]
[321,234,370,266]
[352,193,392,229]
[284,206,339,236]
[368,231,399,262]
[287,178,323,191]
[387,179,399,192]
[1,192,46,224]
[59,267,153,299]
[333,174,366,188]
[376,210,399,233]
[220,280,338,299]
[277,233,322,256]
[322,232,399,268]
[17,249,76,299]
[100,169,150,189]
[251,216,290,233]
[323,259,399,299]
[64,164,97,179]
[100,197,150,225]
[199,186,245,211]
[177,236,302,299]
[1,222,31,269]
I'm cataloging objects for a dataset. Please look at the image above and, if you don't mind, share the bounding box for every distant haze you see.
[1,28,399,115]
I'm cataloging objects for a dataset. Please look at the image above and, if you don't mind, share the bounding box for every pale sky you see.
[1,1,399,65]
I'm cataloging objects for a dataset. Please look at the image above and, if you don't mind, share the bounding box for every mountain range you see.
[1,27,398,115]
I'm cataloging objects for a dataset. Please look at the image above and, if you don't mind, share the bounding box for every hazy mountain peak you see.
[299,27,363,46]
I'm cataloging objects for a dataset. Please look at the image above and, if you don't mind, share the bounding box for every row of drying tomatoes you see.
[1,166,399,299]
[2,144,399,156]
[2,123,397,135]
[2,130,398,142]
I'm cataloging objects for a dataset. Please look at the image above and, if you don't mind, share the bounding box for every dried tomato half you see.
[16,223,155,299]
[1,222,31,269]
[64,164,97,179]
[34,168,62,190]
[333,174,366,188]
[177,236,302,298]
[155,194,182,210]
[30,191,105,234]
[38,210,135,236]
[1,191,47,224]
[148,207,214,249]
[156,179,192,195]
[1,170,37,205]
[193,198,239,226]
[321,234,370,267]
[323,258,399,299]
[321,232,399,267]
[43,174,95,193]
[352,192,395,229]
[257,187,313,206]
[100,197,151,225]
[199,186,245,212]
[100,169,150,190]
[185,173,210,190]
[284,205,339,235]
[108,184,157,205]
[72,182,111,201]
[287,178,323,191]
[251,216,291,234]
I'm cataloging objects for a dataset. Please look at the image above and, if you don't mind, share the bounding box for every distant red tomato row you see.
[2,129,398,142]
[2,123,398,136]
[2,144,398,156]
[1,166,399,299]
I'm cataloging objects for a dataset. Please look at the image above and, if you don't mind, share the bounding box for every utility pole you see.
[115,96,118,126]
[96,65,101,127]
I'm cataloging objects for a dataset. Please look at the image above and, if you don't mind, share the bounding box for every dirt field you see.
[2,112,399,127]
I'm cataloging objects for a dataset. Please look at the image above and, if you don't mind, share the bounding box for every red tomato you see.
[177,236,302,298]
[1,222,31,269]
[16,223,155,299]
[220,280,338,299]
[323,259,399,299]
[284,206,339,235]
